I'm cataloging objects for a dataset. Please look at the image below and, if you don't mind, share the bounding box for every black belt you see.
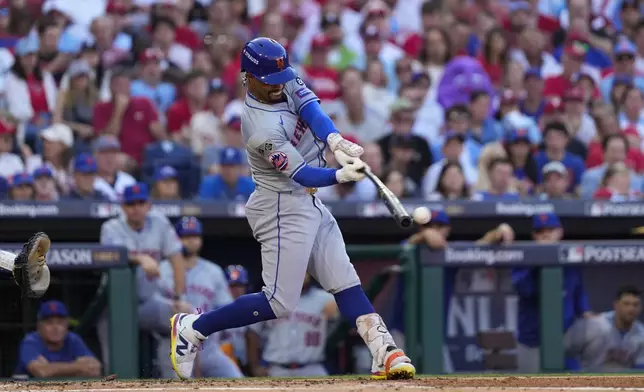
[268,362,321,369]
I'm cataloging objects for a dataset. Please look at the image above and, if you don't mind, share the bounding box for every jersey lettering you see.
[291,119,308,146]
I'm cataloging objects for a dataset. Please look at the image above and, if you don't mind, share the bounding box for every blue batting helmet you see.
[175,216,203,237]
[241,37,296,85]
[225,265,249,285]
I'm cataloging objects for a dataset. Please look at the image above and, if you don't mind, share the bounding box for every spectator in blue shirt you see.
[151,165,181,201]
[14,300,101,378]
[535,121,586,194]
[469,90,504,144]
[433,105,482,168]
[198,147,255,201]
[600,39,644,102]
[67,154,109,200]
[472,157,521,200]
[520,68,546,123]
[130,48,176,115]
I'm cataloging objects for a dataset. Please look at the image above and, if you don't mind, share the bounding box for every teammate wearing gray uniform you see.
[99,183,187,368]
[565,286,644,372]
[139,216,242,378]
[171,37,415,380]
[248,274,338,377]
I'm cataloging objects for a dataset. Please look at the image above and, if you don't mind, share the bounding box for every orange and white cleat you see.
[371,347,415,380]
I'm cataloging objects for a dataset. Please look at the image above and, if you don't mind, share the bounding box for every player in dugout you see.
[138,216,242,378]
[98,183,188,370]
[565,285,644,372]
[391,208,515,373]
[511,212,593,373]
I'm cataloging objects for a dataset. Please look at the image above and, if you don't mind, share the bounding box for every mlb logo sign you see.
[269,151,288,171]
[559,245,584,263]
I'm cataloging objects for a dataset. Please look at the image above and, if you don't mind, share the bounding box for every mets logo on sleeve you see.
[269,151,288,171]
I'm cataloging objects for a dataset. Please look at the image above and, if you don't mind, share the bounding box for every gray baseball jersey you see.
[242,77,361,319]
[243,77,326,193]
[99,210,183,301]
[566,311,644,371]
[251,287,333,365]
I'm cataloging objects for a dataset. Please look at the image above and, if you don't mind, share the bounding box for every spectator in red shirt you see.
[543,41,587,99]
[478,27,508,88]
[622,126,644,173]
[92,68,165,166]
[593,162,642,201]
[302,34,340,102]
[157,1,201,51]
[167,70,208,145]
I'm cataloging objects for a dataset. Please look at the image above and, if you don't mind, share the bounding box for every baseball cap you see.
[155,165,178,181]
[10,173,33,187]
[225,265,249,285]
[175,216,202,237]
[227,116,241,132]
[500,89,519,105]
[564,40,589,60]
[139,47,163,64]
[532,212,561,230]
[311,34,331,50]
[15,36,38,56]
[33,166,53,179]
[430,210,450,226]
[38,300,69,320]
[505,128,531,144]
[0,118,15,135]
[614,40,636,56]
[220,147,243,166]
[74,153,97,173]
[509,0,530,12]
[209,78,227,95]
[542,161,567,176]
[320,12,341,29]
[41,124,73,148]
[93,135,121,152]
[543,98,564,114]
[564,86,584,102]
[68,60,91,79]
[524,68,542,80]
[122,182,149,204]
[444,130,465,143]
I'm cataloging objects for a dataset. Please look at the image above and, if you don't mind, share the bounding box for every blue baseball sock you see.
[334,285,375,326]
[192,292,276,336]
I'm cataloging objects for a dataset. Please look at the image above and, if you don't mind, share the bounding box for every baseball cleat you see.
[384,348,415,380]
[170,313,203,380]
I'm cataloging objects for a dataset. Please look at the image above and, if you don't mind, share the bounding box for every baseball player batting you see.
[170,37,415,380]
[0,232,51,298]
[248,274,338,377]
[139,217,242,378]
[565,285,644,372]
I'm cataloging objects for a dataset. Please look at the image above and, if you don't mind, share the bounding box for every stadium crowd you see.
[0,0,642,202]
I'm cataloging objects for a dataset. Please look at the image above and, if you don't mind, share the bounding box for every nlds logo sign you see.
[559,245,644,263]
[48,249,93,266]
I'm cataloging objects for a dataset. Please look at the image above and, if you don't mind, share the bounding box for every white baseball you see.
[412,207,431,225]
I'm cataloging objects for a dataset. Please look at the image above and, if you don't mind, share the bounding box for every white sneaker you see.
[170,313,204,379]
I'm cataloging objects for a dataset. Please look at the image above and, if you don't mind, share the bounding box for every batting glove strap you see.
[327,133,364,157]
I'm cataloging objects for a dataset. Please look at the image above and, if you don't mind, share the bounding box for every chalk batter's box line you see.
[7,387,644,392]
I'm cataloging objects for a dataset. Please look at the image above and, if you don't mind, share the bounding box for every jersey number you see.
[304,331,321,347]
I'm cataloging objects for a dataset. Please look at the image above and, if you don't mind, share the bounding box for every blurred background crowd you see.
[0,0,642,202]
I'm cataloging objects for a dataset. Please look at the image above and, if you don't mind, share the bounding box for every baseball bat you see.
[359,167,413,229]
